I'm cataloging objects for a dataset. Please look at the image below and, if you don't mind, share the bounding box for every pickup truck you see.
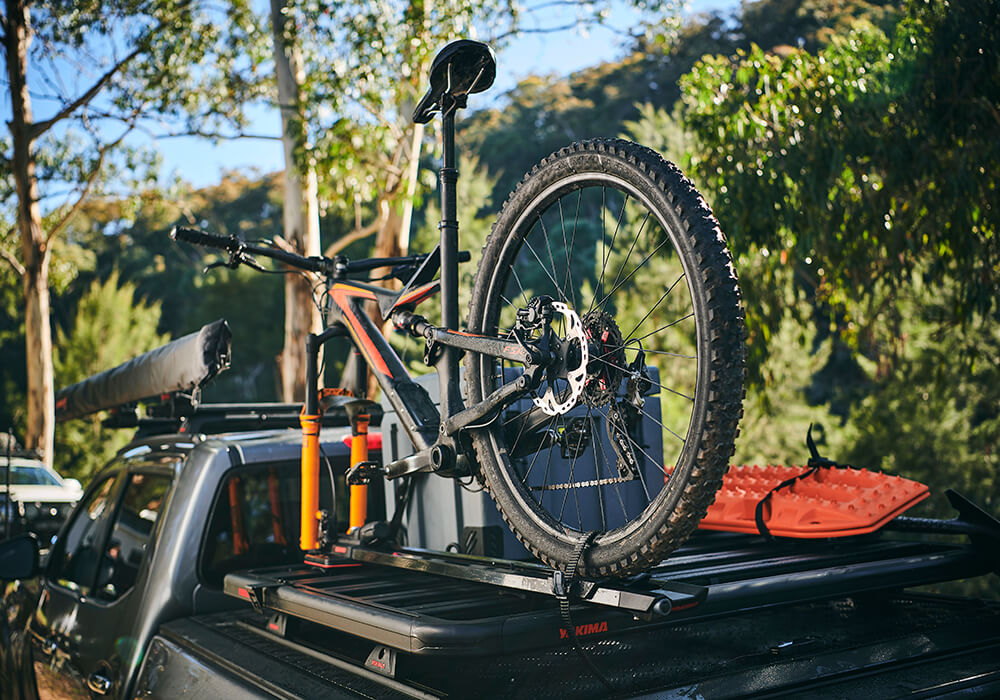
[0,404,372,699]
[2,410,1000,699]
[2,326,999,699]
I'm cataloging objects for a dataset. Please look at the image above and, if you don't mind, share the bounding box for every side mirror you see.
[0,534,39,580]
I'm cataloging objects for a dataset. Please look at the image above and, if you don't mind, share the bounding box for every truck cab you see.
[2,420,362,700]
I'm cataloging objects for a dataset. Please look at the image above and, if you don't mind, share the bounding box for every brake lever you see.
[203,248,266,273]
[203,259,229,274]
[240,254,266,272]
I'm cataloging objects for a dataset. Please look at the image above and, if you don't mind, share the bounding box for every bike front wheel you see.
[465,139,745,577]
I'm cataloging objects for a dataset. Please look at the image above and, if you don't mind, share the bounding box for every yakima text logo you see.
[559,621,608,639]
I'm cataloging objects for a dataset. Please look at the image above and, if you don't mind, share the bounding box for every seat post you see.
[437,109,463,416]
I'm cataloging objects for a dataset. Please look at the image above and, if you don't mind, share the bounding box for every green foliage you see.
[268,0,687,217]
[3,0,261,213]
[461,0,898,209]
[53,272,168,481]
[681,0,1000,352]
[843,285,1000,520]
[733,296,858,467]
[674,0,999,578]
[620,103,695,169]
[63,173,292,402]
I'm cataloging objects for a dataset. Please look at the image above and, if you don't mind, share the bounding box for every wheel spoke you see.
[536,216,563,304]
[523,235,567,303]
[557,196,579,309]
[594,237,670,311]
[607,210,650,297]
[619,272,686,342]
[620,346,696,360]
[595,406,670,477]
[626,312,695,345]
[591,193,630,314]
[591,355,694,403]
[509,264,531,308]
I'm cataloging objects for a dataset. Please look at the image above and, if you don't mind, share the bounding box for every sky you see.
[158,0,737,188]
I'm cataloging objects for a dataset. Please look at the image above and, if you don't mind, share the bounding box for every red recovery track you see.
[696,464,930,538]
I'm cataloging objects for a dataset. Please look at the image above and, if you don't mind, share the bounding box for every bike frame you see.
[298,108,549,549]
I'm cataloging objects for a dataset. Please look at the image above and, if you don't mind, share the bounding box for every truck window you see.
[200,462,326,587]
[50,474,119,595]
[93,472,172,602]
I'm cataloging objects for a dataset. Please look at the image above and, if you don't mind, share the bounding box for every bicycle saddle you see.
[413,40,496,124]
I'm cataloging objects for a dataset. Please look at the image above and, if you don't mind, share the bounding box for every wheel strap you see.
[554,531,615,694]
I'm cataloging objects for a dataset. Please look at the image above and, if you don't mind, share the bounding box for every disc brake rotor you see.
[533,301,589,416]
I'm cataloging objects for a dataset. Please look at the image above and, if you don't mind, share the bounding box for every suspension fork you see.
[300,326,346,551]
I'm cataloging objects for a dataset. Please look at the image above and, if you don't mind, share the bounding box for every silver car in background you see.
[1,457,84,546]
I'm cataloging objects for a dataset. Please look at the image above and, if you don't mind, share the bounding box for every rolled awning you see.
[55,319,231,422]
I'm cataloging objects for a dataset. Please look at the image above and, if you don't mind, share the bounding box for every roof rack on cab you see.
[108,399,378,437]
[54,319,374,438]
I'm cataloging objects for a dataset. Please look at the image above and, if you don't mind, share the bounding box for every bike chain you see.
[531,476,632,491]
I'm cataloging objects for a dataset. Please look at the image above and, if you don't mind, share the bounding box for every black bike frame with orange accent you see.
[305,109,552,478]
[171,85,555,549]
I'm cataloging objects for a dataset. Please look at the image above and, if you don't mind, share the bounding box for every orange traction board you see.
[696,464,930,538]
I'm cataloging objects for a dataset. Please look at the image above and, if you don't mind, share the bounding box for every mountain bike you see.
[171,39,745,577]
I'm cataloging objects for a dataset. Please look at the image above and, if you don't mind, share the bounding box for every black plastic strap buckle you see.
[755,424,854,538]
[552,570,567,598]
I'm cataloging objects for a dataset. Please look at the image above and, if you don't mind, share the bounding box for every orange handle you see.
[348,414,370,531]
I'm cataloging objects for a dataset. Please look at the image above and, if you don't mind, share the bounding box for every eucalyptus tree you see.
[1,0,257,463]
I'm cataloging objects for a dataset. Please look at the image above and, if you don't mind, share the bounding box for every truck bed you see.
[142,590,1000,698]
[138,530,1000,698]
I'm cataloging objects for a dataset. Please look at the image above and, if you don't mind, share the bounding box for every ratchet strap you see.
[754,425,846,539]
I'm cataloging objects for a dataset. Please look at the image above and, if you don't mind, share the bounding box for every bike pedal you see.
[347,461,385,485]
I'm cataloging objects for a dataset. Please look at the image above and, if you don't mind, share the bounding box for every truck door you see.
[29,467,172,699]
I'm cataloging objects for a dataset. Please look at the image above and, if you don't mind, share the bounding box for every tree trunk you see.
[270,0,323,402]
[5,0,55,464]
[397,122,424,256]
[361,122,425,398]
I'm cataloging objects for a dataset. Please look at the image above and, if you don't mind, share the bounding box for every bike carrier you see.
[224,505,998,662]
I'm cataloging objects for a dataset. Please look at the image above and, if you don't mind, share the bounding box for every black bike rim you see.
[477,171,711,545]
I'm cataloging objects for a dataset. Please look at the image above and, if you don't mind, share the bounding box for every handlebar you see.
[170,226,470,277]
[170,226,239,251]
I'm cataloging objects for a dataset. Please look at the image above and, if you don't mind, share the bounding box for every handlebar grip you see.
[170,226,240,251]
